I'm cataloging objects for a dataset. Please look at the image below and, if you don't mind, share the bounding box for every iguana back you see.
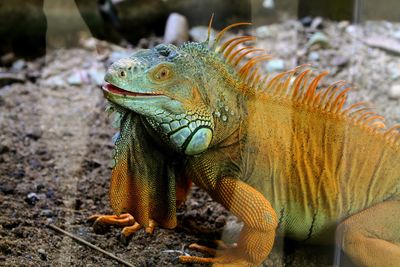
[242,77,400,242]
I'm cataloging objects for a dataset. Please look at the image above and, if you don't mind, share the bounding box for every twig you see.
[46,224,135,267]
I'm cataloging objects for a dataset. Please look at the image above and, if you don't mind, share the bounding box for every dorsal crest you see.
[207,22,400,149]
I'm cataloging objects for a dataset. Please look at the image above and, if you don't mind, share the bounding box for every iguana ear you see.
[109,113,179,228]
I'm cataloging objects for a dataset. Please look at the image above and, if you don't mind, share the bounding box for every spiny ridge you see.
[208,22,399,147]
[263,68,400,148]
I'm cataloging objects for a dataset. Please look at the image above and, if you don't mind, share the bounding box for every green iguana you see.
[89,21,400,266]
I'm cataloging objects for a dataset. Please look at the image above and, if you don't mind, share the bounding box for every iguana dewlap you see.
[94,21,400,266]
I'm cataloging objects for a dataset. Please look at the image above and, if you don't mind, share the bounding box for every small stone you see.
[389,84,400,99]
[390,65,400,80]
[1,52,15,65]
[25,192,39,205]
[308,51,319,61]
[307,32,329,48]
[80,37,97,50]
[0,144,10,154]
[0,181,15,194]
[164,13,189,45]
[88,68,105,86]
[67,72,84,85]
[255,26,271,39]
[337,21,350,30]
[310,17,323,30]
[189,26,216,43]
[11,59,26,71]
[266,59,285,72]
[331,55,349,67]
[38,248,47,261]
[215,215,226,228]
[40,209,54,217]
[262,0,274,9]
[300,16,313,27]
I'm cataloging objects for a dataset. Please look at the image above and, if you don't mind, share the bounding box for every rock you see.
[262,0,274,9]
[42,76,66,87]
[11,59,26,71]
[308,51,319,61]
[67,72,83,85]
[37,248,47,261]
[307,32,330,48]
[88,68,105,86]
[80,37,97,51]
[266,59,285,72]
[393,30,400,40]
[25,192,39,206]
[310,17,323,30]
[1,52,15,66]
[0,181,15,194]
[40,209,54,218]
[331,55,349,67]
[337,21,350,30]
[107,51,132,67]
[0,144,10,154]
[0,72,26,87]
[189,26,216,43]
[255,26,271,39]
[390,65,400,80]
[389,84,400,99]
[164,13,189,45]
[300,16,313,27]
[364,36,400,56]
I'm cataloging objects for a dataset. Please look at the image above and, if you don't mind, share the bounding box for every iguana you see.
[89,21,400,266]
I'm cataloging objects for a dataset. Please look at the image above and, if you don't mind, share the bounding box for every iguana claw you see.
[88,213,158,240]
[179,241,248,266]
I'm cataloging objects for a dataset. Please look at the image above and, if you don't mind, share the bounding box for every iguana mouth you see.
[102,83,163,97]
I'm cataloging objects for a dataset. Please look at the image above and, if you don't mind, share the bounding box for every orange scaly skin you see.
[91,21,400,266]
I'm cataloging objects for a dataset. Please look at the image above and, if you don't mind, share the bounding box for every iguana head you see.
[102,44,214,155]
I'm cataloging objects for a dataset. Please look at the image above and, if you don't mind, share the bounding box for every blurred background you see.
[1,0,400,59]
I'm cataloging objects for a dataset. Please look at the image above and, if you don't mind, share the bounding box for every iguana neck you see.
[182,43,247,147]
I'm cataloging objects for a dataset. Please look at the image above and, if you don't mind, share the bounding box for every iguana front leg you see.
[180,177,278,266]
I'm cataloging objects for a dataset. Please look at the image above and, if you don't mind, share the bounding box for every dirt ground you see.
[1,19,400,267]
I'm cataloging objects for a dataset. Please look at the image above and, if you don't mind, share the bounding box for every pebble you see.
[337,21,350,30]
[393,30,400,40]
[67,72,86,86]
[389,84,400,99]
[300,16,313,27]
[307,32,329,48]
[11,59,26,71]
[25,192,39,205]
[38,248,47,261]
[331,55,349,67]
[255,26,271,39]
[310,17,324,30]
[189,26,216,42]
[262,0,274,9]
[308,51,320,61]
[164,13,189,45]
[0,181,15,194]
[40,209,54,217]
[266,59,285,72]
[88,67,105,86]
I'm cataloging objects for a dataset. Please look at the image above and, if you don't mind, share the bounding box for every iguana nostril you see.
[120,70,126,77]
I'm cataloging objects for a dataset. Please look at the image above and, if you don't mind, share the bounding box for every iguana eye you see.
[152,65,172,81]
